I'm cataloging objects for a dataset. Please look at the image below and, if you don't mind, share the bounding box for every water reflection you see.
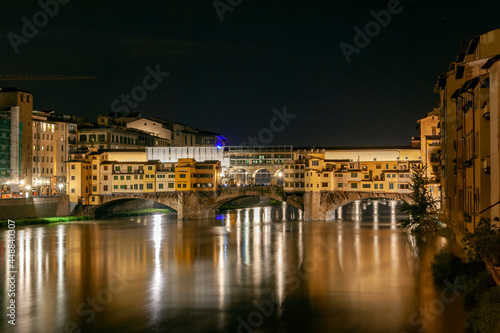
[0,200,464,333]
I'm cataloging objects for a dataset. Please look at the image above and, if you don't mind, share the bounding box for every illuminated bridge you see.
[79,186,410,221]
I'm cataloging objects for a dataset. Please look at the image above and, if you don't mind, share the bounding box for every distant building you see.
[0,88,34,188]
[77,115,170,150]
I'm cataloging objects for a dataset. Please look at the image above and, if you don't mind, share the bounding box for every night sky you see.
[1,0,499,146]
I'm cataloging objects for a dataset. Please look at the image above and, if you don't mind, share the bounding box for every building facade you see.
[437,28,500,232]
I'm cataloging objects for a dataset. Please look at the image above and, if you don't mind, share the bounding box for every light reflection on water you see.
[0,200,464,333]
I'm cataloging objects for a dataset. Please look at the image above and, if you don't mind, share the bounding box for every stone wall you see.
[0,196,69,220]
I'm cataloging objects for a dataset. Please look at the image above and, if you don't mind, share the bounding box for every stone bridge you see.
[78,187,410,221]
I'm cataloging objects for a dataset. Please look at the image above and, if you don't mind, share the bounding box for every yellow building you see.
[175,158,195,191]
[285,149,420,194]
[436,28,500,232]
[67,151,92,204]
[192,160,221,191]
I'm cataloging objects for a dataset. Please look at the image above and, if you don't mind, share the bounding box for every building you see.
[67,150,220,206]
[414,109,441,200]
[285,148,420,194]
[0,109,22,196]
[436,28,500,232]
[77,115,170,150]
[0,88,34,187]
[31,111,78,196]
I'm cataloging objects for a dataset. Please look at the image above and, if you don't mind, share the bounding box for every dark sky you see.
[1,0,499,146]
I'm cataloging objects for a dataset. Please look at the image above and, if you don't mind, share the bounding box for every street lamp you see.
[58,183,64,195]
[26,185,31,198]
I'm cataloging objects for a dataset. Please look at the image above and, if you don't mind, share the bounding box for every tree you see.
[398,165,440,233]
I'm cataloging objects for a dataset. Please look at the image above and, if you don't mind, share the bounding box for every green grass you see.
[0,216,91,227]
[114,208,171,217]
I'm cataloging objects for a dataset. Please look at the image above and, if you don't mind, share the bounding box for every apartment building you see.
[285,148,420,194]
[436,28,500,232]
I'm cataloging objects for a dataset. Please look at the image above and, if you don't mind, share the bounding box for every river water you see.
[1,200,465,333]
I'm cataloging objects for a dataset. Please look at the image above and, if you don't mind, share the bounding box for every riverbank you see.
[218,198,283,211]
[0,215,91,227]
[113,208,171,217]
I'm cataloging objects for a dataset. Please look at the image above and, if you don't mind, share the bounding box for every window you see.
[159,184,164,189]
[126,176,131,180]
[311,160,319,166]
[351,173,358,178]
[180,174,186,178]
[362,184,371,188]
[71,176,75,181]
[93,165,97,170]
[389,183,394,190]
[120,176,124,180]
[183,184,186,188]
[104,175,108,181]
[103,185,108,191]
[168,183,174,188]
[177,184,181,188]
[71,164,76,170]
[147,166,153,170]
[71,188,75,193]
[351,183,358,189]
[114,176,118,180]
[338,183,343,188]
[104,166,108,171]
[380,184,384,189]
[93,186,97,192]
[322,182,328,187]
[139,184,143,190]
[374,184,378,189]
[147,183,153,189]
[387,174,391,178]
[93,176,97,180]
[113,185,118,190]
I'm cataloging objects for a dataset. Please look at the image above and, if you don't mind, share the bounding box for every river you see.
[0,199,465,333]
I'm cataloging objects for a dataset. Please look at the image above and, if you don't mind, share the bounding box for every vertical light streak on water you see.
[390,200,398,230]
[354,201,361,228]
[253,219,262,299]
[36,228,44,325]
[150,215,164,321]
[56,226,66,330]
[391,232,398,272]
[297,221,303,267]
[275,230,285,307]
[264,206,271,222]
[253,207,261,224]
[355,234,361,272]
[374,235,380,272]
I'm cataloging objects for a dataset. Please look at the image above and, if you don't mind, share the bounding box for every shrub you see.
[465,287,500,333]
[431,246,464,285]
[460,270,496,311]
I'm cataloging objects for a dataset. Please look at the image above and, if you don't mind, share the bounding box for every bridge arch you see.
[94,198,177,219]
[303,191,410,221]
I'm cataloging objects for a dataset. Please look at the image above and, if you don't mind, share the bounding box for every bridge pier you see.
[304,191,327,221]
